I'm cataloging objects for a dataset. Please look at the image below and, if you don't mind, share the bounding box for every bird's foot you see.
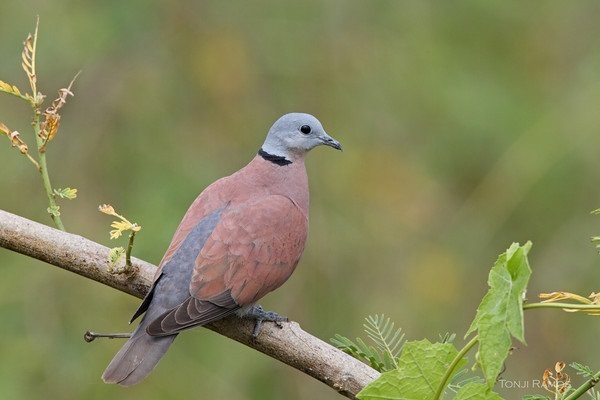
[247,305,288,339]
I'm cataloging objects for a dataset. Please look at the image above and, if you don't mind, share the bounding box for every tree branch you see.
[0,209,379,398]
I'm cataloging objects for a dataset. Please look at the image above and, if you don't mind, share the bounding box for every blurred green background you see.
[1,1,599,399]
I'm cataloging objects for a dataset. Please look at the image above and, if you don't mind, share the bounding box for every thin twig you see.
[524,302,600,313]
[84,331,132,342]
[125,229,136,267]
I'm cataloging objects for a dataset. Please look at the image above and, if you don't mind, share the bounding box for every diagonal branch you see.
[0,208,379,399]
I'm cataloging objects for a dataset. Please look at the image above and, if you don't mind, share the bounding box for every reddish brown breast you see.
[155,155,310,285]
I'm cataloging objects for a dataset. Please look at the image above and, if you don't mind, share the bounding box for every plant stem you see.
[564,369,600,400]
[433,335,479,400]
[33,111,65,231]
[523,302,600,313]
[23,16,65,231]
[125,230,136,267]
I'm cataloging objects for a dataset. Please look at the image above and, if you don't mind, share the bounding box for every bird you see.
[101,113,342,386]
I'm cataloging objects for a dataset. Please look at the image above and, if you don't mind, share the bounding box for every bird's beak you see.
[319,133,343,151]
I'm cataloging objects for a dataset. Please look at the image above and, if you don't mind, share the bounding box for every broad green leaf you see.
[454,382,503,399]
[358,339,465,400]
[466,242,532,388]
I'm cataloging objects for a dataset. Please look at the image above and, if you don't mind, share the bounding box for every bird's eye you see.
[300,125,312,134]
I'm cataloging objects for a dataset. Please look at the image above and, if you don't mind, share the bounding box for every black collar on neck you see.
[258,148,292,166]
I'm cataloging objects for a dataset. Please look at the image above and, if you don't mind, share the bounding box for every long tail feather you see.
[102,319,177,386]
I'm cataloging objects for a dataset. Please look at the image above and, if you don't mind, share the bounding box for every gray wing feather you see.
[130,207,224,322]
[146,291,240,336]
[102,207,224,386]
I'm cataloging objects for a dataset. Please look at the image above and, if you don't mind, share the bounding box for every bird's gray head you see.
[260,113,342,163]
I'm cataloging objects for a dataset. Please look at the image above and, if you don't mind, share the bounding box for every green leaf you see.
[109,247,125,266]
[364,314,404,369]
[440,332,456,344]
[447,368,484,392]
[54,187,78,199]
[570,362,594,378]
[358,339,465,400]
[356,337,372,356]
[454,382,503,399]
[466,242,532,388]
[330,334,385,372]
[331,315,406,373]
[47,205,61,217]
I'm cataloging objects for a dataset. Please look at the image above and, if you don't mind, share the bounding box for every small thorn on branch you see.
[84,331,131,343]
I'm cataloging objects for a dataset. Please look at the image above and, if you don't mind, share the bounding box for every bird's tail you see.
[102,319,177,386]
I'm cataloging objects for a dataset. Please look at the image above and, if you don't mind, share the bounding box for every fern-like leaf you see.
[363,314,405,369]
[570,362,594,378]
[330,334,385,371]
[446,367,484,393]
[439,332,457,344]
[331,314,406,372]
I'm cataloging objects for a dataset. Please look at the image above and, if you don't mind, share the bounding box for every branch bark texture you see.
[0,209,379,398]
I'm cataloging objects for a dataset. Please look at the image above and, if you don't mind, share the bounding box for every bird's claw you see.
[248,305,288,339]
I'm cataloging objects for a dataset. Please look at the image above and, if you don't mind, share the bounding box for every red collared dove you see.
[102,113,342,386]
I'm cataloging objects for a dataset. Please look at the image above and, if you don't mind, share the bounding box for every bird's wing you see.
[145,194,308,336]
[129,185,228,323]
[156,187,228,275]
